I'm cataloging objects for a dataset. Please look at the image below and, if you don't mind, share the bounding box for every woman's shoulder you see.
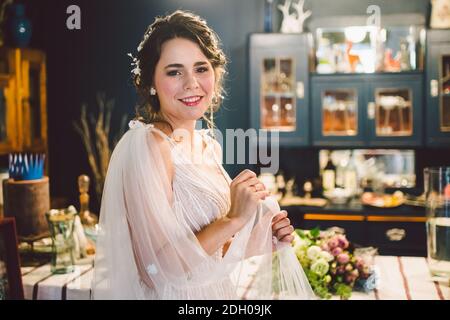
[128,120,173,148]
[127,119,174,179]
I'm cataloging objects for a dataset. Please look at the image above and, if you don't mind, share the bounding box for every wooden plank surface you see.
[21,256,449,300]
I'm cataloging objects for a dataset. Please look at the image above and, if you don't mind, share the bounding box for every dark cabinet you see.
[426,30,450,147]
[250,33,312,146]
[366,220,426,256]
[312,73,424,147]
[297,211,426,257]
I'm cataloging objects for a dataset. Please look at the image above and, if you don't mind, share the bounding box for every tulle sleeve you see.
[92,123,255,299]
[92,122,315,300]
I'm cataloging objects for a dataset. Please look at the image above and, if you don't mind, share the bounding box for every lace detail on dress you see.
[168,130,231,235]
[128,119,154,130]
[128,123,230,243]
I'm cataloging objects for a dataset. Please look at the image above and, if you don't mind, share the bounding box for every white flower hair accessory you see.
[127,53,141,78]
[128,30,152,81]
[137,32,150,52]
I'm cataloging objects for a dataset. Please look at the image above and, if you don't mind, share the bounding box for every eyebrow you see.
[164,61,209,69]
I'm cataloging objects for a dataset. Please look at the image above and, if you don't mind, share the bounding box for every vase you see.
[8,3,32,48]
[46,208,76,274]
[264,0,273,32]
[425,167,450,281]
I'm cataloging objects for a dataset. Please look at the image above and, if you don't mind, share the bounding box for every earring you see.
[150,87,156,95]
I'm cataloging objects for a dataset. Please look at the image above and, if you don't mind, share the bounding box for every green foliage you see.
[334,283,352,300]
[305,269,332,299]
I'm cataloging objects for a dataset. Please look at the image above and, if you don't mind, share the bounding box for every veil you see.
[91,120,315,300]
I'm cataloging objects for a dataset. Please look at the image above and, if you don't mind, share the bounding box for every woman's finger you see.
[254,183,265,192]
[272,211,288,224]
[272,217,290,231]
[254,190,270,200]
[279,234,294,243]
[232,169,256,185]
[241,177,261,188]
[276,225,294,240]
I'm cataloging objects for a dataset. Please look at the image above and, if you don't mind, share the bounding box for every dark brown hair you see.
[132,10,227,130]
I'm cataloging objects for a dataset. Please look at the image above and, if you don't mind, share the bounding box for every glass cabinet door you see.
[426,30,450,146]
[311,76,366,147]
[321,89,357,136]
[368,74,423,147]
[439,54,450,132]
[374,88,412,136]
[261,57,296,131]
[0,48,47,154]
[0,74,17,153]
[0,80,7,142]
[20,49,47,151]
[250,33,310,146]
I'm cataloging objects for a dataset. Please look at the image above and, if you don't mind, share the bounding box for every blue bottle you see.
[8,3,32,47]
[264,0,273,33]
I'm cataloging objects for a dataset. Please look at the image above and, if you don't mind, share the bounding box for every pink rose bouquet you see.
[292,227,378,299]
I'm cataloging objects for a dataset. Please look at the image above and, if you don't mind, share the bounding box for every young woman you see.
[92,10,313,300]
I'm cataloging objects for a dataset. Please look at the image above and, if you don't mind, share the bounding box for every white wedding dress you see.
[91,120,314,300]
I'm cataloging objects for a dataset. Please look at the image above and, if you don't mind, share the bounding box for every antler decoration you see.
[278,0,311,33]
[277,0,292,16]
[292,0,311,33]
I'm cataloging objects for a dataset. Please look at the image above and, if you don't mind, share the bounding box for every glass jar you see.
[425,167,450,281]
[45,208,76,274]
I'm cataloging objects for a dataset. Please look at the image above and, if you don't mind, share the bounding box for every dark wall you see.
[20,0,267,211]
[17,0,439,210]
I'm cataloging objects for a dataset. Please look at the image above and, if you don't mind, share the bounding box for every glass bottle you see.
[322,151,336,192]
[344,151,358,197]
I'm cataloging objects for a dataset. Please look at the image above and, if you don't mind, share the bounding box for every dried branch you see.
[73,94,127,204]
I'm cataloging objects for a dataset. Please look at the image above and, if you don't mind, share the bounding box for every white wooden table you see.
[21,256,449,300]
[21,257,94,300]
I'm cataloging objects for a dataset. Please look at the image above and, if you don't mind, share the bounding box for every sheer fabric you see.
[91,120,314,299]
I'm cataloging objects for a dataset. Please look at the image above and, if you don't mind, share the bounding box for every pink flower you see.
[331,247,343,256]
[337,235,349,249]
[327,238,339,249]
[337,253,350,265]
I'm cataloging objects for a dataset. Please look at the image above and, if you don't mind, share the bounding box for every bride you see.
[91,10,314,300]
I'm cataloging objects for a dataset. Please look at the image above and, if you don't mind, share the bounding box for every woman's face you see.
[154,37,215,124]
